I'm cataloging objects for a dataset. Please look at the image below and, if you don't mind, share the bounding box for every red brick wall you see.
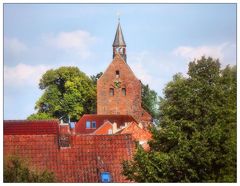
[4,134,135,182]
[97,54,142,122]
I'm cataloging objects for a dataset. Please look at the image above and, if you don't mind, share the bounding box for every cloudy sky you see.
[4,3,236,119]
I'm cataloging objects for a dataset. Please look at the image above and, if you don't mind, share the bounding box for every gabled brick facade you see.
[97,53,152,125]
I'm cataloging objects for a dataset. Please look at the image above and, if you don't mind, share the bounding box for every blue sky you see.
[4,3,236,119]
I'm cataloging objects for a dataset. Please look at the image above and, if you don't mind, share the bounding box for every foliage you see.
[90,72,103,85]
[4,155,55,182]
[27,112,54,120]
[28,67,96,122]
[141,84,159,119]
[122,56,236,182]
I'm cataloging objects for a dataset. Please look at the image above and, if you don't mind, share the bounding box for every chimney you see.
[112,122,118,133]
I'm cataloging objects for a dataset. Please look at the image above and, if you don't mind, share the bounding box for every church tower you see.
[97,21,152,125]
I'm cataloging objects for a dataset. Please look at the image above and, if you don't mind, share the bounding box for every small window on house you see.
[92,121,96,128]
[116,70,120,78]
[110,88,114,96]
[86,121,91,129]
[122,88,126,96]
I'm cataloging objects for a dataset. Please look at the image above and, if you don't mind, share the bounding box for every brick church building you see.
[76,21,152,135]
[4,21,153,182]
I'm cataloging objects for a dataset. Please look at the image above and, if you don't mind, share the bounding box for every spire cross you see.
[117,12,121,23]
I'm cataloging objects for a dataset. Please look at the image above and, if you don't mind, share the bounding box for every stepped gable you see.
[75,114,137,134]
[4,120,59,135]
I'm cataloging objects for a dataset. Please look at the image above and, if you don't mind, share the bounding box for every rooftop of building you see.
[75,114,138,134]
[4,120,59,135]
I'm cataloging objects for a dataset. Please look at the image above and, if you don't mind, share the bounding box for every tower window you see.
[116,70,120,78]
[122,88,126,96]
[110,88,114,96]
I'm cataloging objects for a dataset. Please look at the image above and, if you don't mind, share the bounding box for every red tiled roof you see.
[75,114,137,134]
[92,121,113,135]
[4,120,59,135]
[118,122,152,141]
[4,133,135,182]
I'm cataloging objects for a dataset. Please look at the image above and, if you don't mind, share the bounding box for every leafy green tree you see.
[122,56,236,182]
[27,112,53,120]
[4,155,55,182]
[141,84,159,119]
[91,72,103,85]
[28,67,96,122]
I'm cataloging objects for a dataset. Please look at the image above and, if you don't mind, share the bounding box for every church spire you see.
[112,20,127,62]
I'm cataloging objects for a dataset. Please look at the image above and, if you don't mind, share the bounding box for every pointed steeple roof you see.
[113,22,126,47]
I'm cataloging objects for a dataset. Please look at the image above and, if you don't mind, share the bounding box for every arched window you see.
[122,88,126,96]
[116,70,120,78]
[110,88,114,96]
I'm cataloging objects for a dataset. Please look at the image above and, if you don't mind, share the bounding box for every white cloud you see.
[44,30,97,59]
[128,51,172,96]
[4,37,28,63]
[128,51,153,84]
[5,37,28,54]
[173,43,228,61]
[128,42,236,97]
[4,63,51,87]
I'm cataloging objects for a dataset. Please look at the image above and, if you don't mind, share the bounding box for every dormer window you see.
[86,121,91,129]
[92,121,96,128]
[116,70,120,78]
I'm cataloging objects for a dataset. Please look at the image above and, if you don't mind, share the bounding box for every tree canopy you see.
[28,67,96,122]
[141,84,159,120]
[90,72,103,85]
[122,56,236,182]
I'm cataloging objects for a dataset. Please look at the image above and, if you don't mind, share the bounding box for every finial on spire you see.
[117,11,121,23]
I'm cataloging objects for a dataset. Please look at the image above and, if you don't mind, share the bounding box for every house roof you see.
[4,120,59,135]
[75,114,137,134]
[117,121,152,141]
[4,133,135,182]
[92,120,113,135]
